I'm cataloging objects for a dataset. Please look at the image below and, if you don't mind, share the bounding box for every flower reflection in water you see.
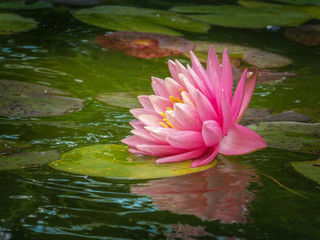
[131,157,260,224]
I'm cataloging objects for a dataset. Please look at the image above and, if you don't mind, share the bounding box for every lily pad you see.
[73,5,210,36]
[170,5,309,29]
[49,144,217,179]
[0,140,31,154]
[238,1,320,19]
[95,31,195,59]
[0,151,60,170]
[291,160,320,184]
[188,41,292,68]
[0,1,53,9]
[0,13,37,35]
[44,0,100,5]
[0,80,84,117]
[269,0,319,5]
[96,91,150,108]
[247,122,320,154]
[284,25,320,46]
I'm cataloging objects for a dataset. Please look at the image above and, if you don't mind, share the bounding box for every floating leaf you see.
[0,1,53,9]
[240,108,273,125]
[188,41,292,68]
[291,160,320,184]
[265,111,312,123]
[96,91,150,108]
[0,80,84,117]
[0,140,31,154]
[49,144,217,179]
[44,0,100,5]
[238,1,320,20]
[73,5,210,36]
[247,122,320,154]
[0,13,37,35]
[131,157,259,223]
[0,151,60,170]
[284,25,320,46]
[95,31,195,58]
[170,5,309,29]
[268,0,319,5]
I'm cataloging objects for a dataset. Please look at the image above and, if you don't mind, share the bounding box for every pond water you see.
[0,0,320,239]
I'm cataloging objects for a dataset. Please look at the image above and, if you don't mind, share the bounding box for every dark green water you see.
[0,0,320,239]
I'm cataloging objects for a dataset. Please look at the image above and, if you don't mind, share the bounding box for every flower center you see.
[158,96,183,128]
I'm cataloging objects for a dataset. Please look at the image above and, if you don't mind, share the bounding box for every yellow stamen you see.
[159,112,166,118]
[170,96,183,104]
[166,107,173,111]
[159,122,169,128]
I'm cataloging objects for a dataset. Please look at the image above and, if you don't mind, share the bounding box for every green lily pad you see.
[170,5,309,28]
[238,1,320,20]
[284,25,320,46]
[0,139,31,154]
[96,91,150,108]
[187,41,292,68]
[0,151,60,170]
[291,160,320,184]
[73,5,211,36]
[0,1,53,9]
[0,80,84,117]
[49,144,217,179]
[270,0,319,5]
[247,122,320,154]
[0,13,37,35]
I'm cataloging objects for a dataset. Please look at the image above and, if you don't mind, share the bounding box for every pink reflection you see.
[131,157,260,223]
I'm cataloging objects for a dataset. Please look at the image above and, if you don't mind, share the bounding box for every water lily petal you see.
[132,128,167,144]
[145,126,178,142]
[151,76,169,98]
[178,73,197,100]
[219,124,267,155]
[139,114,163,127]
[231,68,247,124]
[138,95,153,110]
[191,145,219,167]
[129,120,145,129]
[187,64,211,99]
[174,103,202,131]
[237,70,258,123]
[121,135,147,148]
[220,48,233,103]
[137,144,185,156]
[181,91,196,108]
[166,131,205,149]
[207,45,221,82]
[165,109,185,130]
[165,77,184,98]
[168,60,180,84]
[149,95,172,114]
[130,108,158,119]
[194,89,218,122]
[202,120,222,146]
[221,90,232,135]
[156,147,207,163]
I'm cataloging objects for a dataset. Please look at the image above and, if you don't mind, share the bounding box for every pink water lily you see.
[122,46,267,167]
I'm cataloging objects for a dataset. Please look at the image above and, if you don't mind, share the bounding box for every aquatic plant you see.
[122,46,267,167]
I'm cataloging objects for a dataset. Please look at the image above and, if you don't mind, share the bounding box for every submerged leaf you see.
[0,13,37,35]
[188,41,292,68]
[96,91,150,108]
[247,122,320,154]
[0,140,31,154]
[0,151,60,170]
[284,25,320,46]
[49,144,217,179]
[73,5,210,36]
[95,31,195,58]
[291,160,320,184]
[0,80,84,117]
